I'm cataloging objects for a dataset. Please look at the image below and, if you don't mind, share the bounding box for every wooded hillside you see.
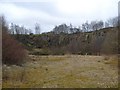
[13,27,118,55]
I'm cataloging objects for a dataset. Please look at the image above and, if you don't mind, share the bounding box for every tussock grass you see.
[104,55,118,67]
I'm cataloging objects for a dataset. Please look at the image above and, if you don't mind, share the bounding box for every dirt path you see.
[3,55,118,88]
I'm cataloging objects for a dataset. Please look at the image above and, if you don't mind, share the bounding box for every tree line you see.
[53,16,118,34]
[7,16,118,35]
[8,23,41,35]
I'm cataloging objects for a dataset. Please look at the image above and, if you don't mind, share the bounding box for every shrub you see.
[51,48,65,55]
[32,51,49,55]
[2,31,27,65]
[31,49,50,55]
[1,16,27,65]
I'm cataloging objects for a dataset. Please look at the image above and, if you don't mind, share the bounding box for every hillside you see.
[12,27,118,55]
[2,16,119,88]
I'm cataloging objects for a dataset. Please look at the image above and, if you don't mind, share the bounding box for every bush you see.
[32,51,49,55]
[31,49,50,55]
[2,31,27,65]
[51,48,65,55]
[52,51,65,55]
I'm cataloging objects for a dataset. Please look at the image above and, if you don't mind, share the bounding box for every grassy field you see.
[2,55,118,88]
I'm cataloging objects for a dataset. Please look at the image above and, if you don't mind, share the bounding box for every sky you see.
[0,0,119,33]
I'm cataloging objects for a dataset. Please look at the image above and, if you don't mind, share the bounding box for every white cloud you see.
[0,3,29,20]
[0,3,60,32]
[0,0,119,33]
[0,0,56,2]
[57,0,97,14]
[56,0,118,20]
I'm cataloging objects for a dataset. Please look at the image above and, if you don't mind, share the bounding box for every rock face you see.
[14,27,118,55]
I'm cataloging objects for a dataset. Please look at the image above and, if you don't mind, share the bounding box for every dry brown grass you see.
[2,55,118,88]
[104,55,118,67]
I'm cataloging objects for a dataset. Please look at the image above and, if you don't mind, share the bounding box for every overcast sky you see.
[0,0,119,33]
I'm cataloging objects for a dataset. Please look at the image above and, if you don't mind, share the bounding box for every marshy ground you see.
[2,55,118,88]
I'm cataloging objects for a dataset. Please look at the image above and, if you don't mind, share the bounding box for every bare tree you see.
[15,25,20,35]
[90,21,103,31]
[82,21,89,32]
[107,17,118,27]
[105,22,110,28]
[84,21,89,32]
[69,23,74,33]
[90,21,97,31]
[112,17,118,27]
[28,29,32,34]
[10,23,15,34]
[20,26,25,34]
[97,20,104,29]
[1,15,8,33]
[82,23,86,32]
[35,23,41,34]
[53,24,69,34]
[25,28,28,34]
